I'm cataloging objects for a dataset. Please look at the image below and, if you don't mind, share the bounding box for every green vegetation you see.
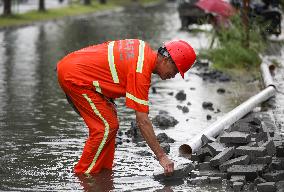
[201,15,266,71]
[0,0,160,28]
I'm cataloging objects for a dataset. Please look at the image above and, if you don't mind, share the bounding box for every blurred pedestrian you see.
[57,39,196,175]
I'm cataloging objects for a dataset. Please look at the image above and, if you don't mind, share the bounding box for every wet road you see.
[0,2,261,191]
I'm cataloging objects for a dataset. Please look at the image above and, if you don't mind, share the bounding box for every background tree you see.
[98,0,107,4]
[84,0,91,5]
[39,0,46,11]
[3,0,12,16]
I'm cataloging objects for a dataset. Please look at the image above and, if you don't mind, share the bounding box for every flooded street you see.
[0,2,261,191]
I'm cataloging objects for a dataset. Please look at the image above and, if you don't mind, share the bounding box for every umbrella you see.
[195,0,236,18]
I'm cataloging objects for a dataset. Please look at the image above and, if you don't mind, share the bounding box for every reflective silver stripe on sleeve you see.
[136,40,145,73]
[108,41,119,83]
[126,92,148,106]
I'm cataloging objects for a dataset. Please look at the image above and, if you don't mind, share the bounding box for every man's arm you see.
[135,111,174,176]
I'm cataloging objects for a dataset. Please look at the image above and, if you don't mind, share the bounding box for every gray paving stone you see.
[220,131,251,144]
[219,155,250,172]
[269,158,284,170]
[210,147,235,167]
[263,170,284,182]
[257,182,276,192]
[201,134,216,146]
[188,176,209,185]
[153,163,194,181]
[206,142,225,156]
[230,175,246,186]
[233,182,244,192]
[235,146,267,157]
[262,139,276,156]
[252,156,272,165]
[208,176,222,184]
[227,164,267,181]
[197,162,213,171]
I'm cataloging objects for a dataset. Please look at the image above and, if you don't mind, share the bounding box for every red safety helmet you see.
[164,40,196,78]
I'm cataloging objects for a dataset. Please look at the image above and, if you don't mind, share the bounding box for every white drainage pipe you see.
[179,62,277,157]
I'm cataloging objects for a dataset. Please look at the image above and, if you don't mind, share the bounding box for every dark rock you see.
[217,88,226,94]
[227,164,267,181]
[206,115,212,120]
[254,177,267,185]
[190,87,196,90]
[118,131,123,136]
[193,147,212,162]
[276,146,284,157]
[210,147,235,167]
[157,133,175,143]
[230,122,259,133]
[257,182,276,192]
[196,162,213,171]
[202,102,214,110]
[176,105,182,110]
[160,143,170,154]
[238,116,262,127]
[187,102,191,106]
[182,106,189,113]
[153,114,178,128]
[175,90,186,101]
[220,131,251,144]
[269,158,284,170]
[168,92,174,96]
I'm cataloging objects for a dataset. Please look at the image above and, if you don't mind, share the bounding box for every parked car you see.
[177,0,210,29]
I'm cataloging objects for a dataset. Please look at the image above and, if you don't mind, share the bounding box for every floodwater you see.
[0,2,261,192]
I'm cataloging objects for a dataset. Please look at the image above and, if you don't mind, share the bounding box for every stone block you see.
[262,140,276,156]
[208,176,222,184]
[251,132,268,143]
[230,122,259,133]
[269,158,284,170]
[252,156,272,165]
[201,134,216,146]
[233,182,244,192]
[254,177,267,185]
[191,170,227,179]
[188,176,209,185]
[219,155,250,172]
[276,181,284,192]
[227,164,267,181]
[220,132,251,144]
[263,170,284,182]
[206,142,225,156]
[257,182,276,192]
[210,147,235,167]
[194,147,212,162]
[197,162,213,171]
[235,146,267,157]
[230,175,246,186]
[153,163,194,181]
[276,146,284,157]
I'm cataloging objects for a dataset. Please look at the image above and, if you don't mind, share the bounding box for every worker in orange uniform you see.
[57,39,196,176]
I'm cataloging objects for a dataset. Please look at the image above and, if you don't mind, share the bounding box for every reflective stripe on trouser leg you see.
[82,94,110,174]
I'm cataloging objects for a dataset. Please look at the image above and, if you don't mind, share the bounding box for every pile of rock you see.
[187,112,284,191]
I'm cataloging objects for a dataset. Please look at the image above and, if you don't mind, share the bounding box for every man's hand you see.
[158,155,174,176]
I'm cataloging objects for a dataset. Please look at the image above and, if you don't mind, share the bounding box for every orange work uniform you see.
[57,39,157,174]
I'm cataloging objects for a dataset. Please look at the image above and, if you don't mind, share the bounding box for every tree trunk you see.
[84,0,92,5]
[98,0,107,4]
[39,0,46,11]
[3,0,12,16]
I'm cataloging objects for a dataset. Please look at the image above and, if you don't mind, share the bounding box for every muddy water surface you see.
[0,2,261,191]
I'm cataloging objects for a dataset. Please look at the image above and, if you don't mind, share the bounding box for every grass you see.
[200,15,266,71]
[0,0,160,28]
